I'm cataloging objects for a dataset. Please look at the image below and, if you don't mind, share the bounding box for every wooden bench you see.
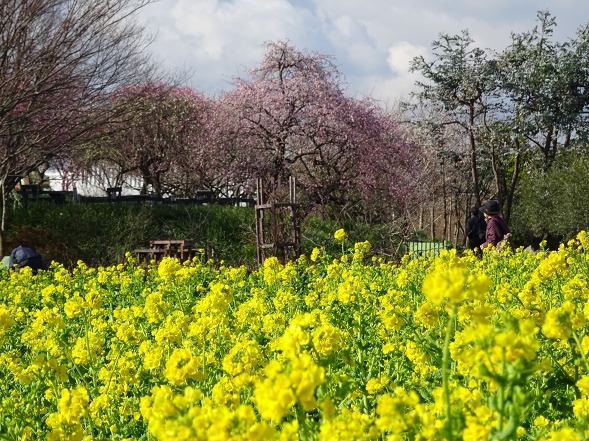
[134,240,196,263]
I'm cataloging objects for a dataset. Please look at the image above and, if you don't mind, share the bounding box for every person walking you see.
[479,200,511,249]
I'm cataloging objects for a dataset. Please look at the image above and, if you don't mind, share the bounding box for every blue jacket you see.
[9,246,43,271]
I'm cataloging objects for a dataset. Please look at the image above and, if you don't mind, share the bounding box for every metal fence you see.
[404,241,450,257]
[16,186,255,207]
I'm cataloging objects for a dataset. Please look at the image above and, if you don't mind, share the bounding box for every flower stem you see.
[572,330,589,373]
[443,309,456,439]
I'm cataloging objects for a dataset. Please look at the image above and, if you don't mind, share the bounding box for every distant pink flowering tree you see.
[357,100,430,212]
[217,40,423,216]
[165,98,227,197]
[93,84,212,197]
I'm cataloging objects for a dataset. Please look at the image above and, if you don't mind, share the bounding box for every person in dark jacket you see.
[9,246,44,272]
[479,200,510,249]
[465,207,487,251]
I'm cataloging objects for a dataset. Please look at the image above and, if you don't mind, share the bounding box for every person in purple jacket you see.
[479,200,510,249]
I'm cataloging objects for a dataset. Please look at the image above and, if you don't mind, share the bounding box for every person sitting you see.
[9,245,44,273]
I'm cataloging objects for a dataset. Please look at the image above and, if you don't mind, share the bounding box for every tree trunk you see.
[442,165,448,241]
[454,221,460,246]
[468,104,482,207]
[430,203,435,240]
[0,175,5,257]
[490,143,502,206]
[504,150,522,225]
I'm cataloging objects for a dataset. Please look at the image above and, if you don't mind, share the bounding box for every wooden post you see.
[255,176,300,265]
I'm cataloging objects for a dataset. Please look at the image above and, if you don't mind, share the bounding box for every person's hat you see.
[479,200,500,215]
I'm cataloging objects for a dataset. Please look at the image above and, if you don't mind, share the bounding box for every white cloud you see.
[169,0,310,60]
[141,0,320,91]
[387,41,427,76]
[138,0,589,104]
[317,13,386,74]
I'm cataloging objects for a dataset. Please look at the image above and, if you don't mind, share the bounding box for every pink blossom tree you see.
[217,40,424,217]
[92,84,212,197]
[164,97,226,197]
[344,99,428,218]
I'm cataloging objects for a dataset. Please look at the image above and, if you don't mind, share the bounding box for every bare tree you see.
[0,0,157,253]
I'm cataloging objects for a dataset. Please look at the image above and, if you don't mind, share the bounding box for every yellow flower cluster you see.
[45,386,89,440]
[334,228,348,242]
[4,231,589,439]
[253,353,324,423]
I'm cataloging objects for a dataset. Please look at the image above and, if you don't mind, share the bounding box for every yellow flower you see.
[543,427,580,440]
[139,341,163,371]
[63,294,85,318]
[310,247,321,262]
[143,292,167,324]
[0,304,14,340]
[319,408,375,440]
[577,230,589,250]
[353,240,372,260]
[289,354,325,411]
[164,348,205,385]
[334,229,348,242]
[415,302,440,328]
[72,331,103,365]
[319,397,336,419]
[312,323,346,357]
[366,376,390,395]
[262,257,282,284]
[543,302,575,340]
[577,375,589,395]
[223,339,264,376]
[274,322,310,357]
[422,263,490,307]
[157,257,182,280]
[583,336,589,355]
[46,385,90,440]
[254,374,296,423]
[463,418,490,441]
[573,396,589,417]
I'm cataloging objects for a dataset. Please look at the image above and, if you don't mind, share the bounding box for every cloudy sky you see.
[139,0,589,107]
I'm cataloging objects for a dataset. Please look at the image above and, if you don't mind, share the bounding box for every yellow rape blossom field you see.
[2,231,589,440]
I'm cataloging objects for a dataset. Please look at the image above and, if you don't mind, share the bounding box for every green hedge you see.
[4,202,406,268]
[5,203,256,268]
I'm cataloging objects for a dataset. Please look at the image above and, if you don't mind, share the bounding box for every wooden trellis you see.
[255,177,301,265]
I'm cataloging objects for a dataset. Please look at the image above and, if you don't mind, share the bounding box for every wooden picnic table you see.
[134,239,196,262]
